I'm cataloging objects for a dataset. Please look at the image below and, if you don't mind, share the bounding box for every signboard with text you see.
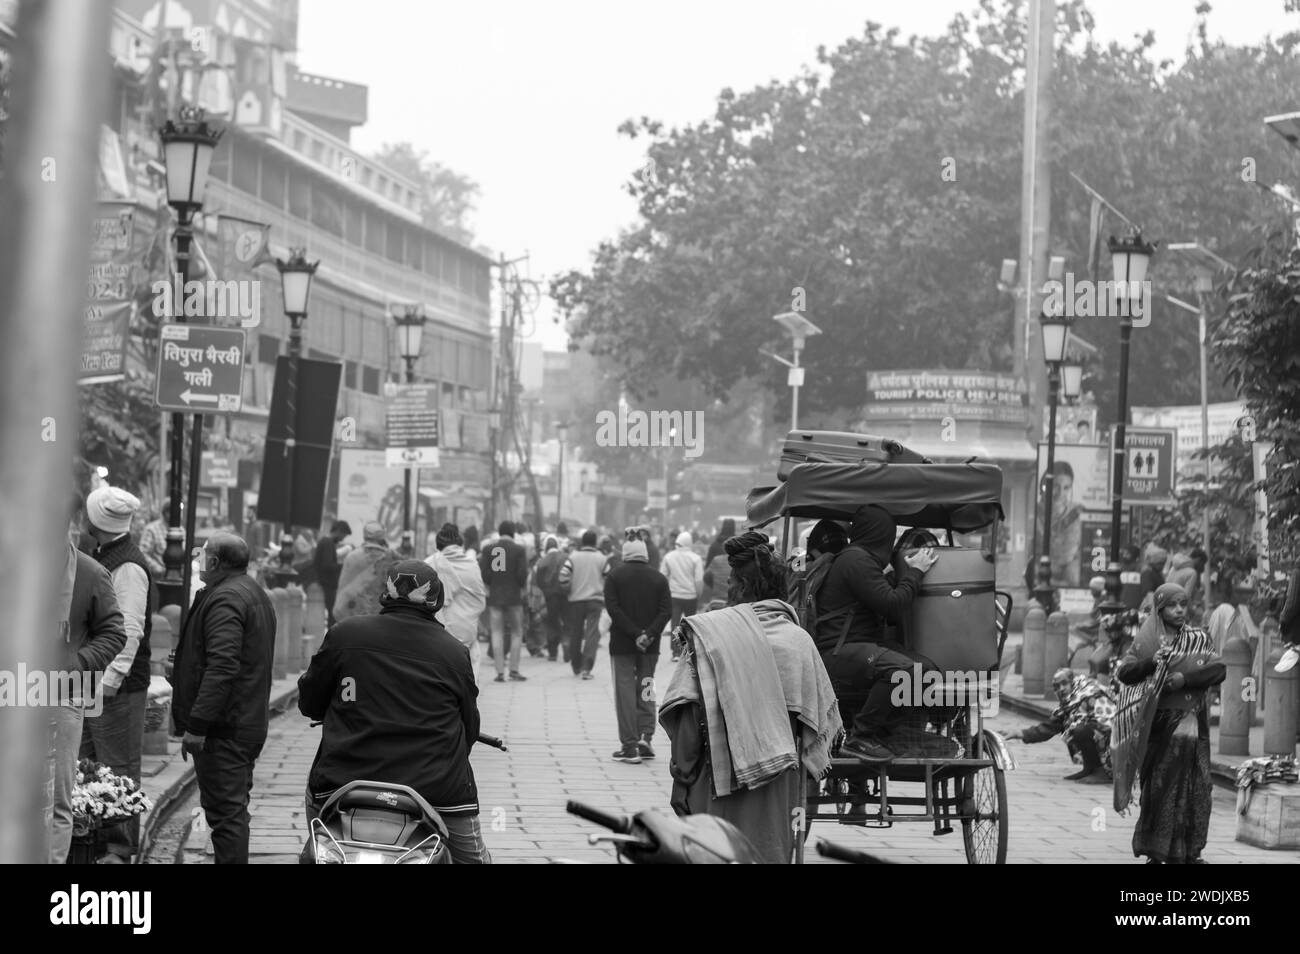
[80,202,136,385]
[865,369,1029,424]
[384,383,440,468]
[1117,426,1176,506]
[154,325,246,412]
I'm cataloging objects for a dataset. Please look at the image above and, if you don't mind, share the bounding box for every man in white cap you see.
[81,486,154,862]
[603,539,671,763]
[660,531,704,661]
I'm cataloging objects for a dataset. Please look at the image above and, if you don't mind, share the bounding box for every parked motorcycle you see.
[566,800,763,864]
[306,733,507,864]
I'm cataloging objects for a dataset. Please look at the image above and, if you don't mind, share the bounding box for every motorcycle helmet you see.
[381,560,445,613]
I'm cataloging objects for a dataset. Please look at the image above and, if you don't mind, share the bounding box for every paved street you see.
[174,642,1294,864]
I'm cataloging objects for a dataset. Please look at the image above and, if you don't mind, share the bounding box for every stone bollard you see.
[285,584,304,674]
[1022,603,1046,696]
[1043,611,1069,699]
[301,633,317,670]
[143,612,174,756]
[1220,634,1254,756]
[304,582,326,638]
[1263,645,1299,757]
[269,588,289,681]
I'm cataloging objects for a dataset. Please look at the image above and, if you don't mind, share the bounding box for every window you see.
[405,228,422,269]
[312,184,343,235]
[343,198,362,245]
[345,360,359,390]
[260,159,286,210]
[424,241,441,278]
[363,210,384,255]
[441,336,459,381]
[386,220,404,263]
[208,138,232,184]
[258,333,280,365]
[232,141,259,196]
[362,365,380,395]
[288,168,311,221]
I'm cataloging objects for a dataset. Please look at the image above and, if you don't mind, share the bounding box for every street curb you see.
[999,689,1239,791]
[135,683,301,864]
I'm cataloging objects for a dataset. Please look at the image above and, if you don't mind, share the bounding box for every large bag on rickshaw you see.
[777,430,930,481]
[902,547,998,673]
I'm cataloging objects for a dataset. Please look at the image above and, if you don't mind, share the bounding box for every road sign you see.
[646,477,667,511]
[385,383,439,469]
[1115,425,1176,506]
[155,324,246,412]
[200,452,237,488]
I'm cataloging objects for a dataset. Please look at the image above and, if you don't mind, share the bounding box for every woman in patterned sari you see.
[1112,582,1225,864]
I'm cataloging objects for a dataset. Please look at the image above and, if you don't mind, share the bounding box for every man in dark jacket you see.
[815,505,937,761]
[314,520,351,629]
[479,521,529,682]
[298,560,489,863]
[49,493,127,864]
[604,539,671,763]
[170,531,276,864]
[534,537,568,661]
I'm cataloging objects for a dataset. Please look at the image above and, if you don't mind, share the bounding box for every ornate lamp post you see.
[158,106,223,614]
[1036,309,1072,609]
[274,248,318,536]
[392,304,427,533]
[1107,231,1157,563]
[555,421,569,525]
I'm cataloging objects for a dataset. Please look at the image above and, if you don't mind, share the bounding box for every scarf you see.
[1055,674,1117,734]
[1112,584,1215,813]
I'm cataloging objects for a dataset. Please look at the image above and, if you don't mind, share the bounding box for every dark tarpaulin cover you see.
[745,461,1004,532]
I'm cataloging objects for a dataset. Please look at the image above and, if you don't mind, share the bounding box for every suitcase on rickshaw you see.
[776,430,930,481]
[902,547,999,674]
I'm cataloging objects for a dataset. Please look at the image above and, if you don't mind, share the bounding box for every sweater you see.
[560,547,608,603]
[813,545,923,651]
[479,535,528,607]
[661,546,704,601]
[603,561,672,654]
[93,534,153,694]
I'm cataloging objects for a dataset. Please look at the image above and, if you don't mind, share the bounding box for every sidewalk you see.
[136,674,303,862]
[998,631,1278,786]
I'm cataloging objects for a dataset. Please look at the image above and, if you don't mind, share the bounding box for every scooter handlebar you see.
[477,733,507,751]
[566,800,632,835]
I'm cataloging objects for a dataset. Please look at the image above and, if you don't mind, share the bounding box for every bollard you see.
[143,612,174,756]
[301,633,317,670]
[1043,611,1069,699]
[1023,603,1046,696]
[270,588,289,681]
[304,582,326,638]
[1220,635,1254,756]
[1263,645,1299,756]
[285,584,304,674]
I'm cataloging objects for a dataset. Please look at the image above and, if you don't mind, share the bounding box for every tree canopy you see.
[372,142,480,245]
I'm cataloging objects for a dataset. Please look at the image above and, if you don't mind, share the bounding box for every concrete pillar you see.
[304,582,326,638]
[270,588,289,681]
[143,612,174,756]
[285,584,304,673]
[1043,610,1069,699]
[1263,645,1298,757]
[1023,603,1046,695]
[1219,635,1254,756]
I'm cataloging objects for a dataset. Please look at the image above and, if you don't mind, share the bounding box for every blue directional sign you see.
[154,324,246,413]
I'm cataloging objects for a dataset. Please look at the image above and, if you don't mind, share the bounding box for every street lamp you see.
[555,421,568,525]
[1037,308,1072,609]
[158,105,223,616]
[1106,231,1157,564]
[1060,357,1084,403]
[769,311,822,431]
[275,249,319,538]
[1167,242,1236,604]
[392,304,428,534]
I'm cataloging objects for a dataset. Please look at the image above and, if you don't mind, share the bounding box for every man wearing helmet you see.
[298,560,491,863]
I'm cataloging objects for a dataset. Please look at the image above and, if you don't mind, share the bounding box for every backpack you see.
[788,550,854,648]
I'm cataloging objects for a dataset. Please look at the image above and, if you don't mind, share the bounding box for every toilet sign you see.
[1116,426,1176,506]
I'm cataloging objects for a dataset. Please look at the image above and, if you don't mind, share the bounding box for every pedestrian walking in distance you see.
[661,530,704,660]
[560,530,609,679]
[479,520,529,682]
[170,532,276,864]
[427,523,487,685]
[604,539,671,763]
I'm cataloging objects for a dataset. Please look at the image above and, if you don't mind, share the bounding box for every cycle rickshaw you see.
[744,455,1015,864]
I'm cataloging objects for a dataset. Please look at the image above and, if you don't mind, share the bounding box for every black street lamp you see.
[1036,308,1072,610]
[158,105,223,615]
[1106,231,1157,563]
[275,248,319,536]
[555,421,569,525]
[392,304,427,533]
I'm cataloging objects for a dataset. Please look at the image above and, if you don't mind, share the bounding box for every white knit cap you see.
[676,531,693,548]
[86,486,141,535]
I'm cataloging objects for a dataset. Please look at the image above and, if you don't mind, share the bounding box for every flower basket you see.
[70,759,153,848]
[143,700,168,734]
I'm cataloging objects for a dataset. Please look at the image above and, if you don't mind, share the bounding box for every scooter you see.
[306,733,507,864]
[566,800,763,864]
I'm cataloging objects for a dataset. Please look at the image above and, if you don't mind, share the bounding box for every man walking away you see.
[604,540,671,763]
[427,523,487,685]
[334,522,397,623]
[560,530,608,678]
[479,521,529,682]
[82,487,153,861]
[298,561,490,863]
[534,537,568,661]
[314,520,351,629]
[50,493,126,864]
[661,531,704,661]
[170,532,276,864]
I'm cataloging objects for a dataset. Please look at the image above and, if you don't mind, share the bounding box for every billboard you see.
[336,448,407,546]
[864,369,1029,425]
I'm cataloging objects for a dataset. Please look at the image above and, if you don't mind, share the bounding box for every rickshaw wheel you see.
[960,747,1008,864]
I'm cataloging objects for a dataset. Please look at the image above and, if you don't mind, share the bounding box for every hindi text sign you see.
[385,384,440,468]
[1118,426,1176,506]
[154,325,246,412]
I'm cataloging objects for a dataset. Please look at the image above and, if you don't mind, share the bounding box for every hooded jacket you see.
[1165,553,1199,603]
[812,505,922,652]
[604,556,672,654]
[298,601,480,815]
[427,544,487,646]
[661,535,704,601]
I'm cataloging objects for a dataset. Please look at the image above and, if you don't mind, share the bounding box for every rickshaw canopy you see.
[745,461,1004,532]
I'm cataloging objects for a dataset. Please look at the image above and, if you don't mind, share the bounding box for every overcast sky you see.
[296,0,1298,351]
